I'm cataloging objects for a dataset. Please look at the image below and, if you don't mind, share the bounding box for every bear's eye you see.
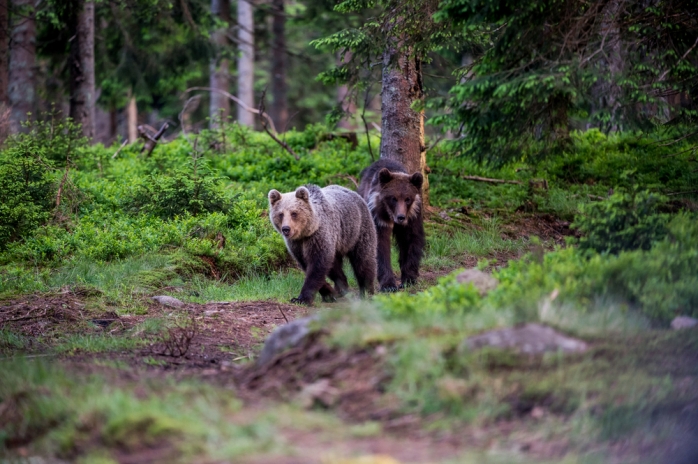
[405,198,411,204]
[390,197,397,204]
[278,213,284,220]
[291,212,298,219]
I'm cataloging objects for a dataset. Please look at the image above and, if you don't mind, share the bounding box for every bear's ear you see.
[410,172,424,190]
[295,187,310,202]
[268,189,282,206]
[378,168,393,185]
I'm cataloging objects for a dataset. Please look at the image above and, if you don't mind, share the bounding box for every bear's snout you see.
[281,226,291,236]
[396,214,406,223]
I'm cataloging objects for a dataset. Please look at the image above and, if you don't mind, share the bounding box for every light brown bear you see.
[268,184,377,305]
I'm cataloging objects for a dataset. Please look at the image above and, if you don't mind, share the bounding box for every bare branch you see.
[258,88,299,160]
[183,86,277,133]
[111,138,128,159]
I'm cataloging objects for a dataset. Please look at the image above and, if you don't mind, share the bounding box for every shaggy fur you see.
[358,159,425,292]
[268,184,377,305]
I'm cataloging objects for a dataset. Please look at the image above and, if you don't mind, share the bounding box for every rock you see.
[297,378,339,409]
[256,316,319,366]
[455,268,499,295]
[151,295,185,308]
[463,323,588,355]
[671,316,698,330]
[204,310,221,317]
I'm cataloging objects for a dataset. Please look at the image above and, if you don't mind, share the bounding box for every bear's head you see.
[268,186,319,240]
[375,168,423,225]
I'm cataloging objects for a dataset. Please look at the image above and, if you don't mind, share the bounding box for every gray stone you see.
[671,316,698,330]
[151,295,185,308]
[456,268,499,295]
[256,316,319,366]
[463,323,588,355]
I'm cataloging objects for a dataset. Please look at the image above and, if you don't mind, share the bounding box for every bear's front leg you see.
[292,260,332,306]
[395,221,425,288]
[376,225,398,292]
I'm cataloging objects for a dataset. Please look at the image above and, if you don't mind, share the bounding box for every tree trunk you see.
[8,0,35,133]
[0,0,9,105]
[127,95,137,143]
[69,0,95,139]
[237,0,254,127]
[210,0,230,129]
[379,46,429,202]
[270,0,287,131]
[591,0,624,132]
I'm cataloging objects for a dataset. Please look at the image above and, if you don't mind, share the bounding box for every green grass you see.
[424,218,528,270]
[0,357,282,461]
[54,334,146,354]
[0,328,28,354]
[186,270,306,303]
[321,298,698,460]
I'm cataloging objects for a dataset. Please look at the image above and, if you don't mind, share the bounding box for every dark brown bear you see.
[358,159,425,292]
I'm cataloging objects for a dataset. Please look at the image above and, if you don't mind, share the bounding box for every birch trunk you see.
[8,0,35,133]
[69,0,95,139]
[127,95,137,143]
[210,0,231,128]
[270,0,287,131]
[0,0,8,105]
[237,0,254,127]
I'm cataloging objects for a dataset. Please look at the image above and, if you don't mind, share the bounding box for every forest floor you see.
[2,211,697,464]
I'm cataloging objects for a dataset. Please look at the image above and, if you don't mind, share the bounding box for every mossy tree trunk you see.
[379,43,429,204]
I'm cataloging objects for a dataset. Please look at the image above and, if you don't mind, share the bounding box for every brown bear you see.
[358,159,425,292]
[268,184,377,305]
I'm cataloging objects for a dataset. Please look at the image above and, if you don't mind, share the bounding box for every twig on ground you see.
[277,305,289,324]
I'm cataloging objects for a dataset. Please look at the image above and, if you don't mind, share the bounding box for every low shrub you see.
[490,213,698,323]
[573,189,669,254]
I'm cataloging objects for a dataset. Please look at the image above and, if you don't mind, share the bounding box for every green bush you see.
[128,167,234,219]
[0,136,58,249]
[490,214,698,323]
[573,189,669,254]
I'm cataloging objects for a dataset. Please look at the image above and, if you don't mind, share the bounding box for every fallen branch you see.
[183,86,277,133]
[461,175,522,185]
[139,122,169,157]
[587,194,606,201]
[258,88,299,160]
[111,138,129,159]
[666,190,698,196]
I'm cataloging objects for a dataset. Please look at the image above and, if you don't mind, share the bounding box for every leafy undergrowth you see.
[2,124,698,462]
